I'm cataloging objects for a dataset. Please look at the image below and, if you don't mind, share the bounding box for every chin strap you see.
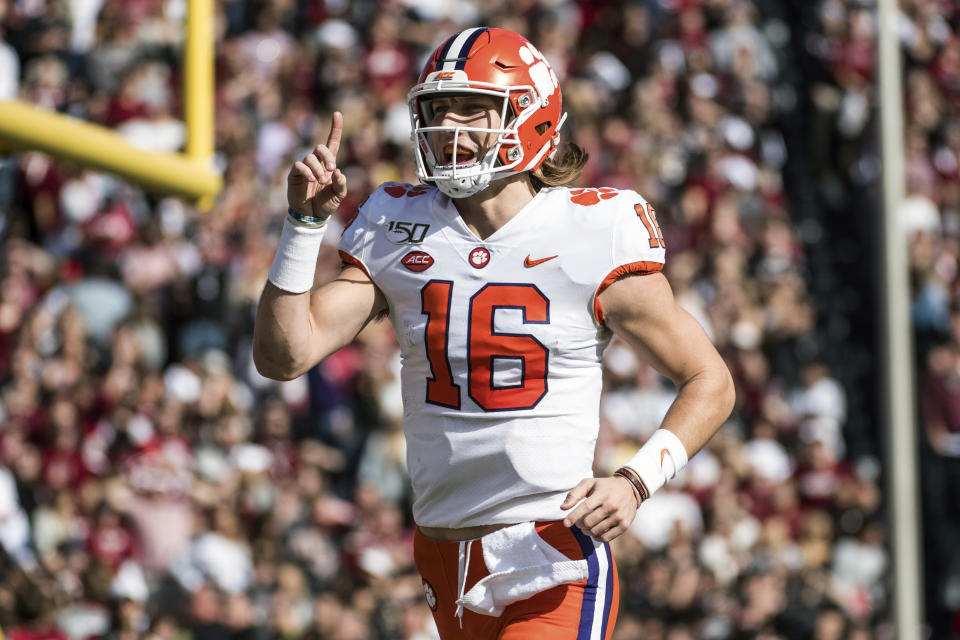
[548,111,569,160]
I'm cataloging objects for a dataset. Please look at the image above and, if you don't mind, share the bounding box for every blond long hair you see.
[530,143,589,191]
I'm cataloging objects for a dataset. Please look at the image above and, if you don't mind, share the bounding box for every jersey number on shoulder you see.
[635,202,665,248]
[421,281,549,411]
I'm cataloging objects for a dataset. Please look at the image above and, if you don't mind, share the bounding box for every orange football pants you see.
[413,521,619,640]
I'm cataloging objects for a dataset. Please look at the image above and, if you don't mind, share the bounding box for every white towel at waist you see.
[456,521,589,617]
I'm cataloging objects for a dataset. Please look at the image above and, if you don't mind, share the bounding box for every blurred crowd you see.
[1,0,953,638]
[794,0,960,636]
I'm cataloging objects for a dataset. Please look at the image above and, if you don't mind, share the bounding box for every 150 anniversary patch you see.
[386,220,430,244]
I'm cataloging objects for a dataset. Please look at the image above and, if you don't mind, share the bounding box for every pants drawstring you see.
[454,539,473,628]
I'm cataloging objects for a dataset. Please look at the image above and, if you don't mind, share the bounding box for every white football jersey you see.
[338,183,666,528]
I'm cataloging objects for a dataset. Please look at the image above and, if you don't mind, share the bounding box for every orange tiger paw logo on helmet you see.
[569,187,619,206]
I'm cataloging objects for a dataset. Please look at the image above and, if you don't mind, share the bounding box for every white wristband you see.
[624,429,689,498]
[267,216,328,293]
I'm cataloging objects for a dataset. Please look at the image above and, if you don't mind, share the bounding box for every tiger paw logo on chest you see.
[569,187,619,206]
[469,247,490,268]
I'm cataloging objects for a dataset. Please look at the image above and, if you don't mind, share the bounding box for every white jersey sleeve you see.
[337,182,439,276]
[609,190,666,274]
[337,188,379,274]
[589,188,666,324]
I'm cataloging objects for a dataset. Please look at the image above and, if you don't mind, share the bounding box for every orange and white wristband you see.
[267,211,329,293]
[616,429,688,506]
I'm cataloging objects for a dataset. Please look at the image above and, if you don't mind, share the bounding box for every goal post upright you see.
[0,0,221,205]
[184,0,214,163]
[877,0,924,637]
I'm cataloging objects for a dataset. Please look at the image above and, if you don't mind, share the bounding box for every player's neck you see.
[452,174,537,240]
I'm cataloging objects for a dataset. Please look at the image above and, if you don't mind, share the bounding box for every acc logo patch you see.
[387,220,430,244]
[469,247,490,269]
[402,251,434,271]
[422,578,438,611]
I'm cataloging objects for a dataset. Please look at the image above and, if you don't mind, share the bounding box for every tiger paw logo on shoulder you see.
[569,187,619,206]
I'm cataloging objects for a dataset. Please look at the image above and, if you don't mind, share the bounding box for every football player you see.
[254,27,735,640]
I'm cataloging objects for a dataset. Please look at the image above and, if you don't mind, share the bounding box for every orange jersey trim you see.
[341,193,370,232]
[593,260,664,325]
[338,250,372,279]
[341,208,360,231]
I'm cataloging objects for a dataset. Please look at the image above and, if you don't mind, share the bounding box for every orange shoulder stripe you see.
[338,250,372,279]
[593,260,664,325]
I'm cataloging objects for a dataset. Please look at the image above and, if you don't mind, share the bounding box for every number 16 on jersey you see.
[421,280,550,412]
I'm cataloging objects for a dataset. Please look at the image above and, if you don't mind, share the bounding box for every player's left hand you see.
[560,476,639,542]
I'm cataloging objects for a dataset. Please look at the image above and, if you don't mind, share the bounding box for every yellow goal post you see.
[0,0,221,207]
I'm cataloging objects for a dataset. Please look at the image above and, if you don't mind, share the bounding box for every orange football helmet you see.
[408,27,567,198]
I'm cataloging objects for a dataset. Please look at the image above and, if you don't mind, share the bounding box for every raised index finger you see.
[326,111,343,157]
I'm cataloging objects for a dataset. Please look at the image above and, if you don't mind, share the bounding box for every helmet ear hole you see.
[535,122,550,135]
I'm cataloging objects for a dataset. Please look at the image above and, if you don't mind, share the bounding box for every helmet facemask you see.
[408,75,554,199]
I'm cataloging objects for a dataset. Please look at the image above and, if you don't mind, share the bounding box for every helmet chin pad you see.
[435,170,493,198]
[427,144,503,198]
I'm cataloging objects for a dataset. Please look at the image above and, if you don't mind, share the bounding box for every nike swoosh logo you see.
[524,254,558,268]
[660,449,670,468]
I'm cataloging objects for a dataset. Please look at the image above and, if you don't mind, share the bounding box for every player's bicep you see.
[308,264,388,357]
[599,272,722,386]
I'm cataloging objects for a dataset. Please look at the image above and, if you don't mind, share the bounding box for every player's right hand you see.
[560,476,640,542]
[287,111,348,220]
